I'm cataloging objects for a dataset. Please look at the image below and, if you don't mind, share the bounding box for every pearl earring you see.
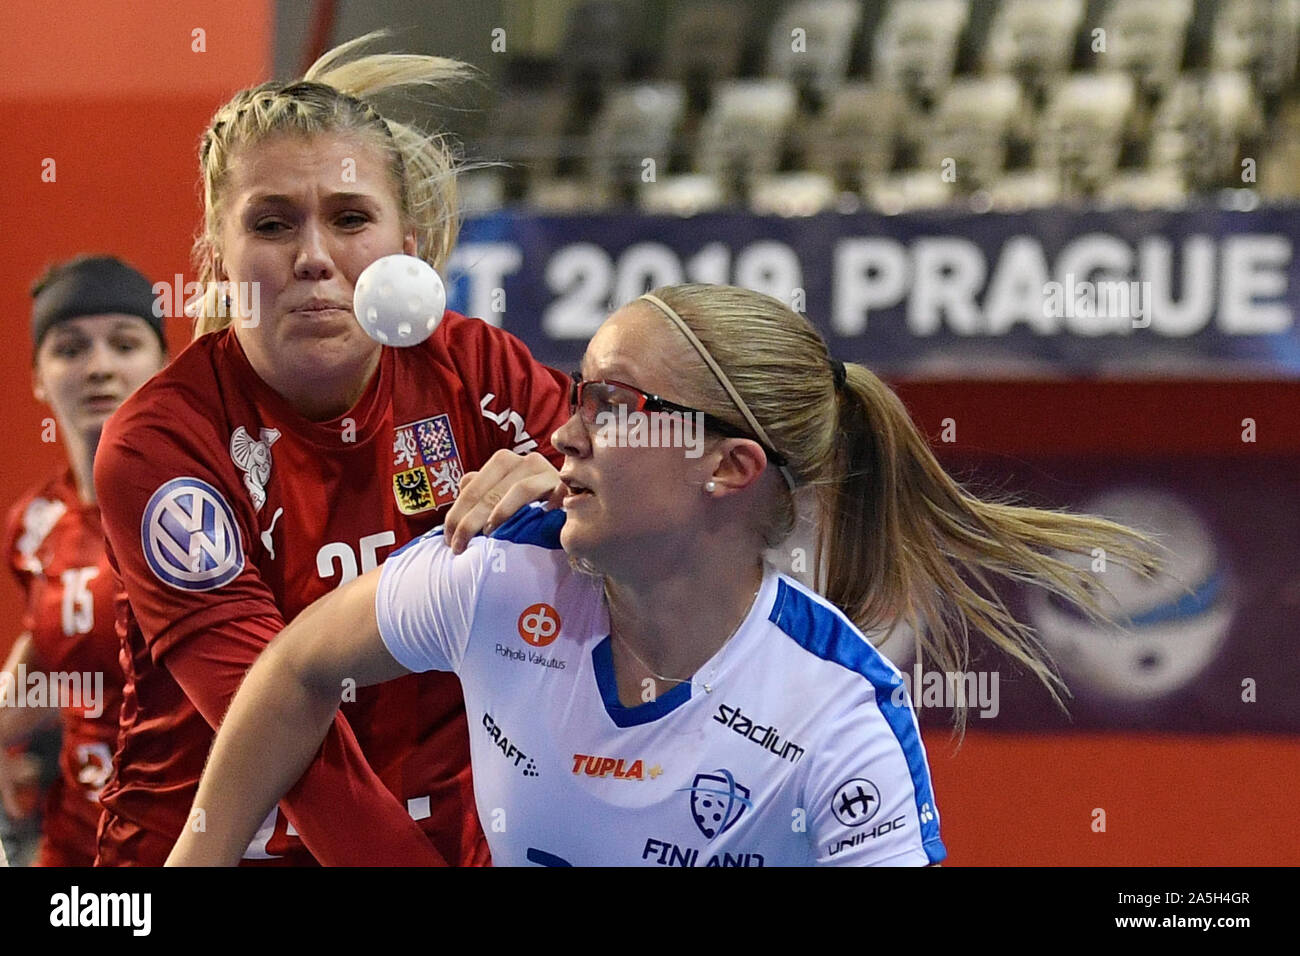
[704,480,716,493]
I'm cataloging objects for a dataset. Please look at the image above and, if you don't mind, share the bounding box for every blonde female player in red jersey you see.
[1,256,168,866]
[91,35,571,866]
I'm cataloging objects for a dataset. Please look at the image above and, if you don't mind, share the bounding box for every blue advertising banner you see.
[446,206,1300,377]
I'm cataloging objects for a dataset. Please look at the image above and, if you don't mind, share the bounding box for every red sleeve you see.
[94,406,279,661]
[95,402,445,866]
[453,315,572,468]
[163,615,445,866]
[4,493,38,635]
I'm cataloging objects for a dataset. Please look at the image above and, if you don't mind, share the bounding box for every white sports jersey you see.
[376,504,946,867]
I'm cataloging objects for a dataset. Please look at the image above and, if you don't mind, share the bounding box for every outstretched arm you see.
[0,634,57,747]
[166,567,409,866]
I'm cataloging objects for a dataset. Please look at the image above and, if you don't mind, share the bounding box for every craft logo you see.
[712,703,805,763]
[680,768,752,839]
[482,712,538,777]
[392,414,464,515]
[142,477,244,591]
[571,753,663,780]
[831,778,881,827]
[517,602,561,647]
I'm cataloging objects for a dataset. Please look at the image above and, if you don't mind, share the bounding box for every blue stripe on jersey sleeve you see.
[768,578,946,863]
[388,524,445,560]
[489,503,567,549]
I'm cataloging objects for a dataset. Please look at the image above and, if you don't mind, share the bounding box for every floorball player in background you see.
[1,256,167,866]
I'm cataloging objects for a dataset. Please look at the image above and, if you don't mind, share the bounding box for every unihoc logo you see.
[152,275,261,327]
[679,769,752,840]
[592,407,705,458]
[830,778,881,828]
[141,477,244,591]
[517,602,561,647]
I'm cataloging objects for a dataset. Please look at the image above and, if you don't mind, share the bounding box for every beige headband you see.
[639,293,797,492]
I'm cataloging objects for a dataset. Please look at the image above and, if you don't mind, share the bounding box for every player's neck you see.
[67,430,99,505]
[259,347,381,422]
[605,554,764,701]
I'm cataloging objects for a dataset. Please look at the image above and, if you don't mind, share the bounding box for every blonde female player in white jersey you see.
[166,284,1162,866]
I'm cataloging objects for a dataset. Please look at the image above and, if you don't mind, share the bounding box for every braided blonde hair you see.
[191,32,470,336]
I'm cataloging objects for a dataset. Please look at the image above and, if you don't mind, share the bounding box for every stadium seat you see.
[983,0,1085,84]
[765,0,863,102]
[1099,0,1195,94]
[588,83,687,197]
[557,0,639,119]
[457,168,506,214]
[527,176,612,212]
[1097,169,1188,209]
[749,172,838,216]
[794,83,907,191]
[1150,72,1260,189]
[873,0,971,102]
[478,87,577,188]
[695,79,798,196]
[918,76,1024,191]
[865,170,955,213]
[638,173,727,214]
[660,1,751,112]
[984,169,1063,211]
[1036,72,1137,194]
[1208,0,1300,99]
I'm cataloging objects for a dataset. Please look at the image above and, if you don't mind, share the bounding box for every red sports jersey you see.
[3,470,124,867]
[93,312,570,866]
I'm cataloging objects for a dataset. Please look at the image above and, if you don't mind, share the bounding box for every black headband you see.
[31,256,164,350]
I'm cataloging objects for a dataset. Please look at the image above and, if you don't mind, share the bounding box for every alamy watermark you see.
[592,408,706,458]
[152,275,261,327]
[1043,274,1153,328]
[0,667,103,718]
[890,662,1000,718]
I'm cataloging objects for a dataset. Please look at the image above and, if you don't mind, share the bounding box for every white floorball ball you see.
[353,254,446,346]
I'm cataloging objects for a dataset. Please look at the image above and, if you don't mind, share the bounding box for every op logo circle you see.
[517,603,561,647]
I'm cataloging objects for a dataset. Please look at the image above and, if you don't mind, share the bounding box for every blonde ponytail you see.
[647,283,1167,735]
[819,363,1165,735]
